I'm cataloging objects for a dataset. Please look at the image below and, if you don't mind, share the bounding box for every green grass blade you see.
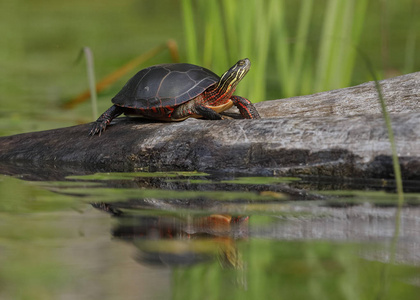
[356,50,404,207]
[238,0,255,60]
[209,0,229,73]
[251,0,271,102]
[83,47,98,120]
[221,0,239,64]
[329,1,351,89]
[341,0,369,86]
[357,48,405,300]
[197,0,228,73]
[271,0,291,97]
[289,0,314,96]
[315,0,340,92]
[236,0,256,98]
[181,0,198,64]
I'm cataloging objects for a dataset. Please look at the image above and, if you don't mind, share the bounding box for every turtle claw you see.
[88,105,123,136]
[89,121,107,136]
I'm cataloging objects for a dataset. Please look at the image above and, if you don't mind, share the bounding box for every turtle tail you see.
[89,105,124,136]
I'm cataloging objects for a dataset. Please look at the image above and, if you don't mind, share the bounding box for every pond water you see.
[0,169,419,300]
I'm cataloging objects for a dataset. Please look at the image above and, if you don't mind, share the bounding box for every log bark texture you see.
[1,72,419,178]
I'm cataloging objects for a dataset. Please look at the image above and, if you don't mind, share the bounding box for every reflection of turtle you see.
[89,58,260,136]
[93,201,249,268]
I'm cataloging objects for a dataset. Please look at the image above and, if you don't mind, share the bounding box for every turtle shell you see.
[112,63,220,110]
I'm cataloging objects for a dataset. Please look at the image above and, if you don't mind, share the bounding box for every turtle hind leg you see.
[194,105,223,120]
[171,104,223,120]
[89,105,124,136]
[231,96,261,119]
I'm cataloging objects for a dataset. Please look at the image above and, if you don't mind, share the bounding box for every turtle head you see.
[217,58,251,93]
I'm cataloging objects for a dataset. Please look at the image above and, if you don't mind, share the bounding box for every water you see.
[0,170,419,299]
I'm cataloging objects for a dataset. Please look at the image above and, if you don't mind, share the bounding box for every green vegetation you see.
[66,171,209,180]
[181,0,418,101]
[57,186,285,203]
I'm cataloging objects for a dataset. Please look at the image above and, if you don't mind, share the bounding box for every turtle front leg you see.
[231,96,261,119]
[89,105,124,136]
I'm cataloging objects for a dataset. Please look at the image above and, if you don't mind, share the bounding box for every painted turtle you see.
[89,58,260,136]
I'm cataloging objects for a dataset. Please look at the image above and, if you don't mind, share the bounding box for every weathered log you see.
[0,72,419,178]
[253,71,420,118]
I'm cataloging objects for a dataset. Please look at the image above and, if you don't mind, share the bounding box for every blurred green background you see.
[0,0,419,136]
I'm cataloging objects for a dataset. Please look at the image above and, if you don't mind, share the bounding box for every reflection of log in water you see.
[253,204,420,266]
[0,72,419,178]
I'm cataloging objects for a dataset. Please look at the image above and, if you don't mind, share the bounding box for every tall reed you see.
[358,47,405,300]
[83,47,98,120]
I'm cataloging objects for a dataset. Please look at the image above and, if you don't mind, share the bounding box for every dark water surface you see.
[0,169,419,300]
